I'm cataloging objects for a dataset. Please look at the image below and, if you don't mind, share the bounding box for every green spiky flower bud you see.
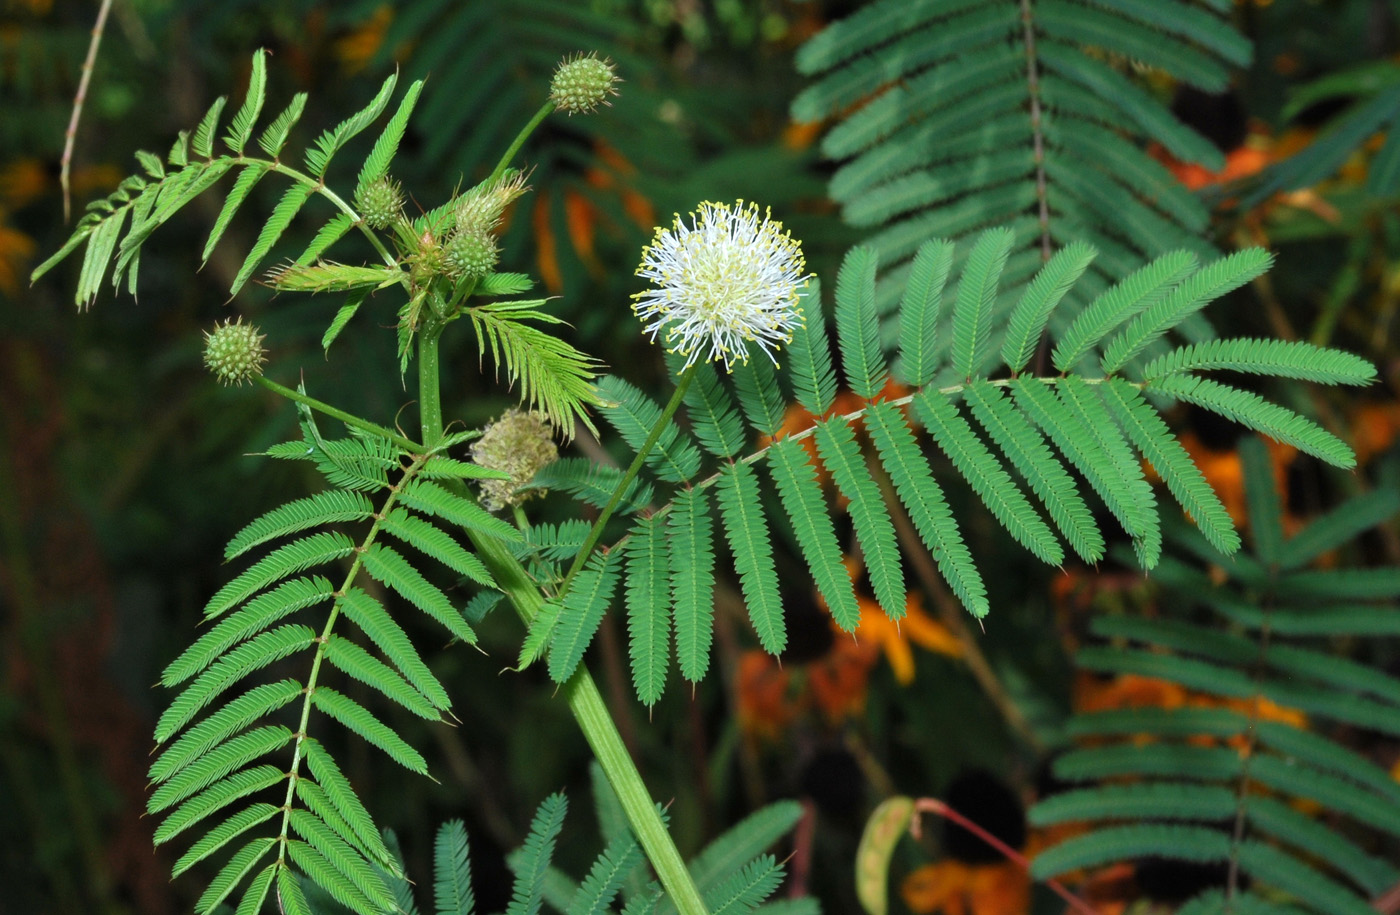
[355,175,405,230]
[470,409,559,512]
[445,228,499,280]
[455,169,530,236]
[549,52,620,116]
[202,318,267,386]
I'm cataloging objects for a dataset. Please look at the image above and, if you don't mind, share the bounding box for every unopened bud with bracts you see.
[445,228,499,280]
[549,52,620,116]
[355,175,405,230]
[455,170,530,237]
[203,317,267,386]
[470,409,559,512]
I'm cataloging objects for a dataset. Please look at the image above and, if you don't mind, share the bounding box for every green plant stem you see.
[416,330,710,915]
[255,375,423,452]
[486,100,556,187]
[561,365,696,594]
[470,529,710,915]
[417,322,446,447]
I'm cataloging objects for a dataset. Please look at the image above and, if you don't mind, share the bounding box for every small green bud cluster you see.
[550,52,620,116]
[470,409,559,512]
[445,229,498,280]
[439,171,530,281]
[355,176,405,230]
[202,318,267,386]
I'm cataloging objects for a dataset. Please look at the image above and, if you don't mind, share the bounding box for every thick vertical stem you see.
[417,330,710,915]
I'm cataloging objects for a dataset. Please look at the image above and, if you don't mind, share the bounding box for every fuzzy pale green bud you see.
[202,318,267,386]
[445,229,499,280]
[549,53,620,116]
[470,409,559,512]
[455,170,529,236]
[355,176,405,230]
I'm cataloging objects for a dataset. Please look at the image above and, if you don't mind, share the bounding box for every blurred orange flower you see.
[902,859,1029,915]
[854,592,962,686]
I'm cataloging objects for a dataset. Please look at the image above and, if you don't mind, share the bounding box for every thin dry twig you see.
[62,0,115,223]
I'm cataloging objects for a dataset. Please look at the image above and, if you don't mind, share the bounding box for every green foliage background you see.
[3,2,1399,914]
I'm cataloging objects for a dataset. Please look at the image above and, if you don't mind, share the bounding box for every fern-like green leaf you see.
[1236,841,1374,915]
[1052,249,1197,372]
[1001,240,1096,373]
[962,381,1104,563]
[301,738,396,867]
[1012,378,1154,563]
[311,687,429,774]
[149,679,303,782]
[294,780,388,876]
[1030,824,1232,879]
[730,350,786,437]
[682,361,747,459]
[548,551,622,684]
[361,542,477,646]
[670,487,717,684]
[399,479,521,542]
[916,391,1064,565]
[277,865,314,915]
[950,227,1014,379]
[815,417,904,616]
[153,765,287,845]
[703,855,784,915]
[172,803,281,878]
[1030,782,1235,825]
[1245,796,1399,897]
[1149,375,1355,468]
[355,79,425,197]
[323,634,440,720]
[202,163,270,265]
[787,280,837,416]
[284,838,385,915]
[467,300,602,436]
[149,725,292,814]
[1278,488,1400,570]
[162,577,334,687]
[225,491,374,561]
[526,459,653,515]
[229,182,316,297]
[289,808,396,913]
[507,793,568,915]
[156,626,316,743]
[300,213,359,269]
[380,508,496,588]
[768,437,861,631]
[567,832,642,915]
[338,587,451,711]
[234,864,278,915]
[192,95,229,159]
[257,92,309,157]
[434,820,476,915]
[716,461,786,652]
[686,801,803,898]
[195,838,275,915]
[1141,338,1377,386]
[625,516,671,705]
[305,70,400,178]
[897,238,955,386]
[204,531,354,619]
[864,401,987,617]
[835,246,887,398]
[1102,248,1274,373]
[598,375,703,484]
[1103,379,1238,554]
[224,51,268,155]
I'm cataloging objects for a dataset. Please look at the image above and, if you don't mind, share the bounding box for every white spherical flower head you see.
[632,201,809,372]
